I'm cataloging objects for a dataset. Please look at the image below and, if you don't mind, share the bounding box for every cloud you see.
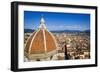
[47,24,88,31]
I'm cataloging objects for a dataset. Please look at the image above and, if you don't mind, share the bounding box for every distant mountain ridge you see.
[51,30,90,33]
[24,29,90,33]
[24,29,35,33]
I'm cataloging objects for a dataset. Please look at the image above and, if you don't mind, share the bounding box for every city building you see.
[24,16,58,61]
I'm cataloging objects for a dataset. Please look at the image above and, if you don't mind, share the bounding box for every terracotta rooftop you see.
[25,16,57,59]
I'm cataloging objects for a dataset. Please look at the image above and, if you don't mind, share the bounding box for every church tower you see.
[25,16,57,61]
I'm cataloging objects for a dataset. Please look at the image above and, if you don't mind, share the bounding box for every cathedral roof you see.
[25,16,57,58]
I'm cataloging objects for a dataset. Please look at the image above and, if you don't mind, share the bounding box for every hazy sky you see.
[24,11,90,31]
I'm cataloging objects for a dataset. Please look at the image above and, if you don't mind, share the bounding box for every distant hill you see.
[50,30,84,33]
[83,30,90,33]
[82,30,90,35]
[24,29,35,33]
[24,29,90,34]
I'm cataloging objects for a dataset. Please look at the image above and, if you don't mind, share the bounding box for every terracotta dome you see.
[25,16,57,60]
